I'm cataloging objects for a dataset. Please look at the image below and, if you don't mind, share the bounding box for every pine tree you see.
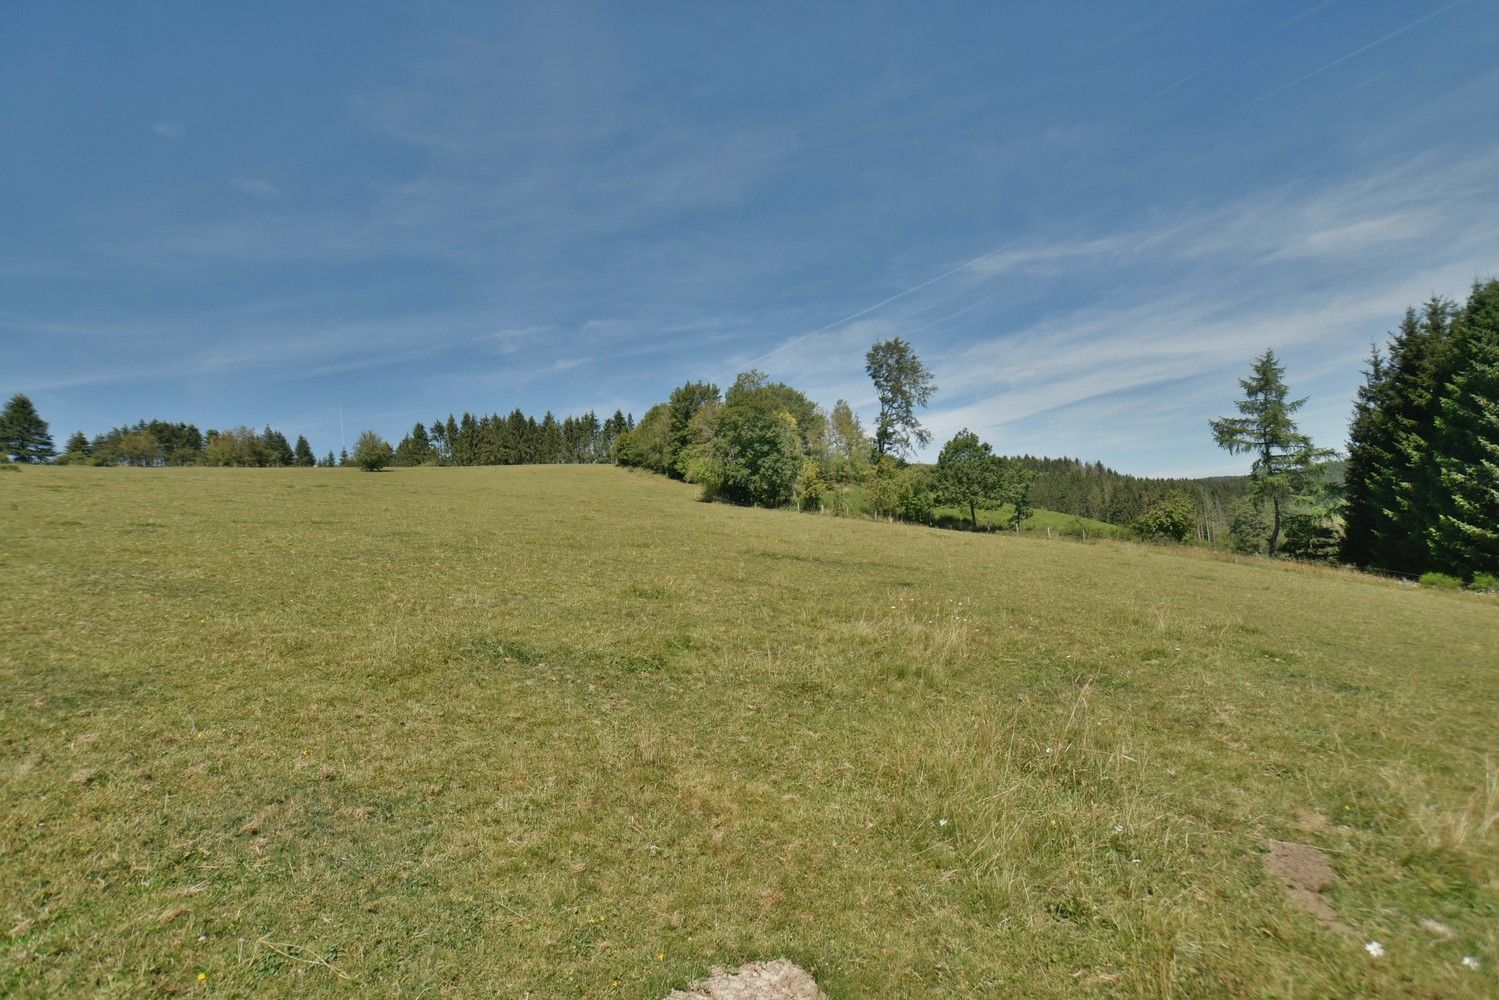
[1430,280,1499,577]
[64,430,90,458]
[0,394,55,462]
[1364,303,1454,573]
[1210,350,1332,557]
[445,416,460,462]
[263,426,296,467]
[293,435,315,467]
[1339,344,1390,566]
[393,422,435,466]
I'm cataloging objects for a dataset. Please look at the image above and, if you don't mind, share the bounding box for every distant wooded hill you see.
[1006,456,1346,542]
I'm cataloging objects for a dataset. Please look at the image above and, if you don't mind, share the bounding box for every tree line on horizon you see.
[4,279,1494,581]
[0,407,637,472]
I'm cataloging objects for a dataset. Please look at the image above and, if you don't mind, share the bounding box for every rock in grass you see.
[664,959,825,1000]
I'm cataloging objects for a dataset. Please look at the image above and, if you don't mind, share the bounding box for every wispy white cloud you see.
[229,177,285,202]
[728,148,1498,473]
[150,120,184,139]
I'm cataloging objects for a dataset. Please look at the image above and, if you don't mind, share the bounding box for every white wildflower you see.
[938,818,948,827]
[1461,956,1479,970]
[1364,941,1385,958]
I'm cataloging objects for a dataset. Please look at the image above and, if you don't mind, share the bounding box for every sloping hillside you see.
[2,466,1494,997]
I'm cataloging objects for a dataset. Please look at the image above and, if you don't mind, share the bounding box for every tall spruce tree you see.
[293,435,315,467]
[1210,350,1332,557]
[1365,303,1454,572]
[393,422,435,466]
[0,393,55,462]
[1339,344,1391,566]
[1430,280,1499,577]
[263,426,296,467]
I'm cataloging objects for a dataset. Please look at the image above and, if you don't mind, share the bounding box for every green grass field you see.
[931,504,1124,539]
[3,466,1495,997]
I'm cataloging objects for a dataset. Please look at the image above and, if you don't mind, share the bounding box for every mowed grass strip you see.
[1,465,1495,998]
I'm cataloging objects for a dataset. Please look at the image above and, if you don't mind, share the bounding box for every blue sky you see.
[4,1,1497,475]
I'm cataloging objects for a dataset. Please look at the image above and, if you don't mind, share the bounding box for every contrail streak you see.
[1231,0,1467,115]
[741,241,1022,368]
[1142,0,1340,105]
[744,0,1468,375]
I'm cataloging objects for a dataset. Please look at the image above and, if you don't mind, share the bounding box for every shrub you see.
[1132,492,1197,543]
[1280,509,1341,563]
[1468,572,1497,592]
[1418,572,1463,590]
[866,456,932,522]
[795,457,826,512]
[1227,497,1269,555]
[353,430,393,472]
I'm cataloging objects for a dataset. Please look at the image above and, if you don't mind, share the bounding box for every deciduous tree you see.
[865,338,936,458]
[353,430,393,472]
[933,429,1005,528]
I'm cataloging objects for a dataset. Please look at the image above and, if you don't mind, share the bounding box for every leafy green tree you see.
[1133,492,1197,542]
[200,426,268,467]
[1430,280,1499,577]
[615,403,673,472]
[666,382,721,478]
[866,338,936,458]
[827,399,871,482]
[1227,496,1270,554]
[933,429,1006,528]
[675,399,721,482]
[119,430,160,467]
[795,456,826,512]
[0,393,55,462]
[353,430,393,472]
[866,455,933,522]
[1005,464,1035,532]
[294,435,316,467]
[1210,350,1332,557]
[700,373,804,506]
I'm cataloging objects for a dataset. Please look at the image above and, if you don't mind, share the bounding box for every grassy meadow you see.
[2,465,1496,998]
